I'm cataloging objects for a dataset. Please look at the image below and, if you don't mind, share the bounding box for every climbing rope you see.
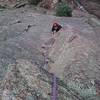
[51,74,57,100]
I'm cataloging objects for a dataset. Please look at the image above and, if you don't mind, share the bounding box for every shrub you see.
[56,3,72,17]
[28,0,41,5]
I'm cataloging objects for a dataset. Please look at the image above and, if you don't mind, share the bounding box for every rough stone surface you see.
[0,7,100,99]
[49,28,99,80]
[80,0,100,18]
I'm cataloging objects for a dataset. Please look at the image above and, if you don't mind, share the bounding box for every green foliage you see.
[28,0,41,5]
[56,3,72,17]
[67,80,97,100]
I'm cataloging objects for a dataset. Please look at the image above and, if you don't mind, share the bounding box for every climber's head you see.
[53,23,58,27]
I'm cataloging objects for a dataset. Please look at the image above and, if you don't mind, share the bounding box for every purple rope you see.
[51,74,57,100]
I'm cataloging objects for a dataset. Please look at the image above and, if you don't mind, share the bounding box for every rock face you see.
[0,59,88,100]
[38,0,61,9]
[0,0,20,6]
[0,0,59,9]
[81,1,100,18]
[0,8,53,99]
[0,7,100,99]
[1,60,51,100]
[49,27,99,80]
[48,21,100,99]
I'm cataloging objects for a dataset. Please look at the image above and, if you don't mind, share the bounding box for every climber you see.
[51,22,62,35]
